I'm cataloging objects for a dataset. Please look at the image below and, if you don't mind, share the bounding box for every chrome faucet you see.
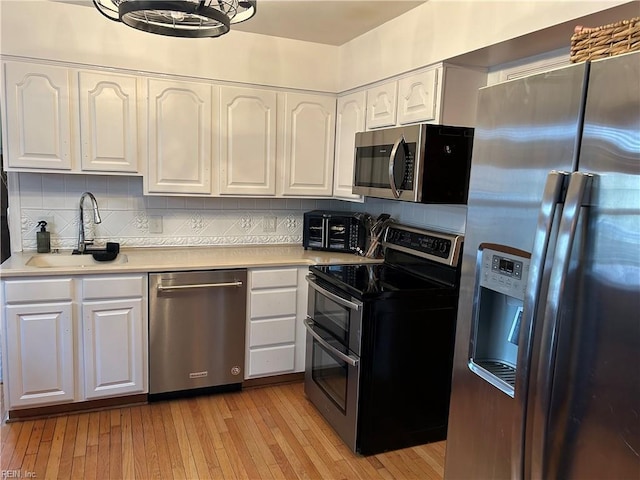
[75,192,102,254]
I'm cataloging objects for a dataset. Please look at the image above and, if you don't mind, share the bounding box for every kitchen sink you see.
[26,253,128,268]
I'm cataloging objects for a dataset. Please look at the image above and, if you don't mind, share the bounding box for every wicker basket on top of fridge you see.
[570,16,639,63]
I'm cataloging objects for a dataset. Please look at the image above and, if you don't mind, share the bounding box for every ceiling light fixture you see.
[93,0,257,38]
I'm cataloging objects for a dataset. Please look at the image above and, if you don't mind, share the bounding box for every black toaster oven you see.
[303,210,367,254]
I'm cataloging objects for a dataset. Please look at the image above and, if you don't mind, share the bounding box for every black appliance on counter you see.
[302,210,367,254]
[304,223,464,455]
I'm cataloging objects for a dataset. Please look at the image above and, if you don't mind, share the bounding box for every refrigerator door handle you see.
[530,171,593,479]
[511,170,570,479]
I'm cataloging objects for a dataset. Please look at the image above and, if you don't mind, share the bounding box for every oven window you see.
[311,288,350,344]
[311,335,349,413]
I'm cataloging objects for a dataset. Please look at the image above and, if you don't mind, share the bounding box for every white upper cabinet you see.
[145,78,213,195]
[333,91,366,200]
[365,64,487,130]
[366,81,398,129]
[437,65,487,127]
[78,71,139,173]
[397,68,438,124]
[4,61,74,170]
[3,61,143,175]
[278,92,335,197]
[219,86,277,196]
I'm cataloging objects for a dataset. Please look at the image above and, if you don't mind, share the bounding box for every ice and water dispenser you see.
[468,244,530,397]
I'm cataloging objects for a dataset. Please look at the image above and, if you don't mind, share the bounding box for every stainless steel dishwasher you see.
[148,269,247,398]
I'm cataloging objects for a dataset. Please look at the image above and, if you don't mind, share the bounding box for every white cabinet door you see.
[397,68,439,125]
[4,61,74,170]
[366,81,398,129]
[78,71,139,173]
[279,93,335,196]
[82,298,145,399]
[333,91,366,200]
[5,303,75,408]
[246,267,299,378]
[146,78,212,194]
[219,86,277,195]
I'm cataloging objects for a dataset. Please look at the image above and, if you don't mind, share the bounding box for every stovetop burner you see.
[310,224,464,299]
[311,263,452,298]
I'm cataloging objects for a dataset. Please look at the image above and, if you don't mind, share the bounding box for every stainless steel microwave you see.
[352,124,474,203]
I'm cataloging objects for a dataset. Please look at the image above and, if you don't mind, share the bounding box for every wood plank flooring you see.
[1,382,446,479]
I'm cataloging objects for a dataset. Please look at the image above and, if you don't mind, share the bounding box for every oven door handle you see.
[306,275,362,311]
[304,317,359,367]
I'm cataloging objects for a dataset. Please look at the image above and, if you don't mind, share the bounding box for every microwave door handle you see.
[304,317,359,367]
[388,135,404,199]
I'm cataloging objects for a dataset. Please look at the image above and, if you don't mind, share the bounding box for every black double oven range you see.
[304,223,464,455]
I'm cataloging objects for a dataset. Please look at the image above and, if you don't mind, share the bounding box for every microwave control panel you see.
[400,144,416,189]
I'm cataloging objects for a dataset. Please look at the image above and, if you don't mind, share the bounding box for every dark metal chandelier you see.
[93,0,257,38]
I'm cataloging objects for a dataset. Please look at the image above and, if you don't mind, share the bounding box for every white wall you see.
[338,0,633,91]
[1,0,632,253]
[2,1,632,94]
[0,0,339,93]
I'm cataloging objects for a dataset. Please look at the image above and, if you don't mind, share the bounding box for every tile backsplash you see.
[15,173,339,251]
[12,173,467,252]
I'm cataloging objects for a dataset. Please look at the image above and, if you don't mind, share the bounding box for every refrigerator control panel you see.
[478,247,530,301]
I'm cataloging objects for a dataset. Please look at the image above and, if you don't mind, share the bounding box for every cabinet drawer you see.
[250,288,296,318]
[251,268,298,289]
[248,345,295,377]
[83,275,146,299]
[4,278,73,303]
[249,317,296,347]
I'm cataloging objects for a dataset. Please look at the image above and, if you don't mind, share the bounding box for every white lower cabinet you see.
[245,267,308,379]
[5,301,75,408]
[82,275,147,400]
[1,274,148,411]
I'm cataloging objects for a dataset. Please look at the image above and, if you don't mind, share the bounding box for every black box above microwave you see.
[353,123,474,204]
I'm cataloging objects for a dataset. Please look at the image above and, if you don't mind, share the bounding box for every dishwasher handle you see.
[157,281,244,292]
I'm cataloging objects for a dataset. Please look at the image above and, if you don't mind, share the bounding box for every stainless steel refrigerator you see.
[445,51,639,479]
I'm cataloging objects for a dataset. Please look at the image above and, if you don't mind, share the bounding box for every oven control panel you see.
[382,224,464,267]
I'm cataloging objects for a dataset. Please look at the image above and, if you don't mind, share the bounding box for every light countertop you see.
[0,245,382,278]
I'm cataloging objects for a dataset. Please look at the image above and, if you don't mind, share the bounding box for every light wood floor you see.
[1,382,446,479]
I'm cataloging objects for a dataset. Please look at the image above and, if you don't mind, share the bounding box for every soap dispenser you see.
[37,220,51,253]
